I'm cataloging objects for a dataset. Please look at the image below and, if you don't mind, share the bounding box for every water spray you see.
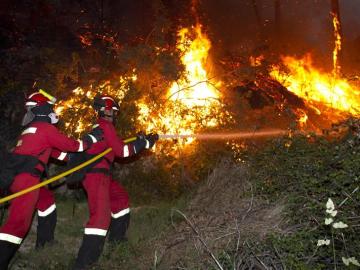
[158,129,288,140]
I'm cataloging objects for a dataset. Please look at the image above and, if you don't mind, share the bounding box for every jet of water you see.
[159,129,289,140]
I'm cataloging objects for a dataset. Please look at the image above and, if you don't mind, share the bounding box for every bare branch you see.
[175,209,224,270]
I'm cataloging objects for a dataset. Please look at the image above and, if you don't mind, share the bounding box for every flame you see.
[250,55,264,67]
[296,108,308,128]
[55,71,137,136]
[137,24,224,147]
[57,24,226,151]
[270,54,360,119]
[168,25,219,107]
[332,12,342,77]
[79,34,92,47]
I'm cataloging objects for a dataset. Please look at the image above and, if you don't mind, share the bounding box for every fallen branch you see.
[174,209,224,270]
[245,241,269,270]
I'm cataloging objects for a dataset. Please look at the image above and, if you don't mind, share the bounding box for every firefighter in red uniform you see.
[0,92,99,270]
[70,95,158,270]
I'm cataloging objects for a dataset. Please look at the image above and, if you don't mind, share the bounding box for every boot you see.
[73,234,105,270]
[36,209,57,249]
[0,240,19,270]
[108,213,130,243]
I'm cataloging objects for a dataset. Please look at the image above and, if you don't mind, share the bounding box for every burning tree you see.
[137,23,229,149]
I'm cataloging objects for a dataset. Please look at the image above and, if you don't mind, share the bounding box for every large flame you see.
[269,10,359,126]
[270,54,360,119]
[57,23,224,147]
[168,25,219,106]
[137,24,224,146]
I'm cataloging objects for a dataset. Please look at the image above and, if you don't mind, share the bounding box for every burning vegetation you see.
[47,0,359,155]
[137,23,226,146]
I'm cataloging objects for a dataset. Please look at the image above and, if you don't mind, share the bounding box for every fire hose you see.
[0,137,136,205]
[0,129,287,204]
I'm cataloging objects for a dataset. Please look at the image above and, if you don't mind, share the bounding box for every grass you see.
[9,193,188,270]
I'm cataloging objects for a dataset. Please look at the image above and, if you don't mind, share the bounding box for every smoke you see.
[197,0,360,71]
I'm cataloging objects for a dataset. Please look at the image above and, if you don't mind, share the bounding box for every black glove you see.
[145,133,159,149]
[136,131,146,141]
[132,132,147,153]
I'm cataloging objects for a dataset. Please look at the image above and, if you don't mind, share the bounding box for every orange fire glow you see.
[332,12,342,78]
[137,24,225,146]
[250,55,265,67]
[56,23,226,149]
[270,54,360,122]
[55,72,137,136]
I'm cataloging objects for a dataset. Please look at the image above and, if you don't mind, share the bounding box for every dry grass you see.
[140,158,285,269]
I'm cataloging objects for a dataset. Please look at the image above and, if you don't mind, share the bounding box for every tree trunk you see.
[330,0,343,76]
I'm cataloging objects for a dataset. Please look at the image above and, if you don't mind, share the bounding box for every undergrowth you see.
[247,132,360,269]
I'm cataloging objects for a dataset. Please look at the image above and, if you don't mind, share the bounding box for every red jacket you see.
[87,118,135,170]
[13,121,85,174]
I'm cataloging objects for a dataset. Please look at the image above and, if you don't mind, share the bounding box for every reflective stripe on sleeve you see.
[0,233,22,244]
[58,152,67,161]
[77,140,84,152]
[111,208,130,219]
[21,127,37,135]
[88,134,97,143]
[123,145,130,157]
[145,139,150,149]
[38,204,56,217]
[84,228,107,236]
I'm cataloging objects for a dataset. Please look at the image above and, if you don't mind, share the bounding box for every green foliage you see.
[249,133,360,269]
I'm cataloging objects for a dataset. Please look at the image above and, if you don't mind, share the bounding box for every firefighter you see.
[71,95,158,270]
[0,91,100,270]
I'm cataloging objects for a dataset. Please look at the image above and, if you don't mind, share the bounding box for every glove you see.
[136,131,146,141]
[145,133,159,149]
[132,132,146,153]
